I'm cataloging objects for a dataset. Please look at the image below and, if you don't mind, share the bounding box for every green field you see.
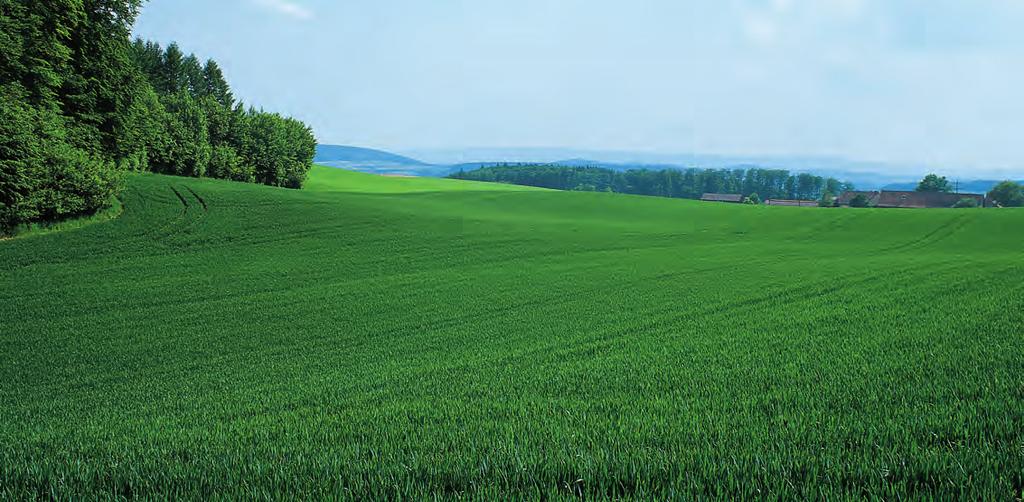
[2,166,1022,499]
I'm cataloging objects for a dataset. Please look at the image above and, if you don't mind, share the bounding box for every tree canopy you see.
[450,164,852,202]
[916,174,952,193]
[848,194,871,208]
[987,181,1024,207]
[1,0,316,235]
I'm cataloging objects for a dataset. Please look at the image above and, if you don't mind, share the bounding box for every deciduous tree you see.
[987,181,1024,207]
[916,174,952,193]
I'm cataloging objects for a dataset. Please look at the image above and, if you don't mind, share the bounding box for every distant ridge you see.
[316,145,1023,190]
[314,145,454,177]
[881,180,1023,194]
[315,145,428,166]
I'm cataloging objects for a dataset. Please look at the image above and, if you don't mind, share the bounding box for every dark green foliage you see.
[237,111,286,186]
[745,193,761,205]
[0,1,79,106]
[0,91,122,233]
[987,181,1024,207]
[0,1,316,233]
[849,194,870,207]
[280,117,318,188]
[180,54,204,96]
[155,91,210,177]
[157,42,186,94]
[0,0,137,234]
[27,142,123,222]
[56,0,147,158]
[952,198,979,209]
[200,60,233,107]
[0,94,56,231]
[916,173,952,193]
[451,165,850,202]
[130,40,316,188]
[114,83,166,171]
[231,111,315,188]
[130,39,163,85]
[208,145,252,182]
[824,178,846,197]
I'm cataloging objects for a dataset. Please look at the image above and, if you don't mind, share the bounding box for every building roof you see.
[836,191,881,206]
[876,191,983,208]
[701,193,744,203]
[765,199,818,207]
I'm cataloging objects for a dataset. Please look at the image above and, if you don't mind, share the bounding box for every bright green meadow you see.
[1,166,1022,499]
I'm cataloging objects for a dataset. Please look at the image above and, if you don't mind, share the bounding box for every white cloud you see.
[253,0,313,21]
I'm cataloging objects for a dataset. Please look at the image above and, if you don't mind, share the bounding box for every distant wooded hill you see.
[313,144,1022,196]
[314,145,452,177]
[315,145,427,166]
[882,180,1024,194]
[448,164,852,202]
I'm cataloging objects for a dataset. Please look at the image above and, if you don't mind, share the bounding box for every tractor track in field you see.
[136,184,212,248]
[489,257,974,368]
[168,186,190,213]
[164,185,210,242]
[688,257,962,323]
[357,251,814,346]
[349,257,711,336]
[130,186,193,243]
[563,258,958,353]
[879,213,972,253]
[184,186,209,212]
[267,256,1024,402]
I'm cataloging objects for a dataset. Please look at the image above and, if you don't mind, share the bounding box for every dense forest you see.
[0,0,316,235]
[450,164,853,202]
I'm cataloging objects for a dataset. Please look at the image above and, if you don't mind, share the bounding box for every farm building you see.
[837,190,985,208]
[701,193,744,203]
[876,191,984,208]
[765,199,818,207]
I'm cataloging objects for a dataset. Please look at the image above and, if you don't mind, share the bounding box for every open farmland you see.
[1,166,1022,499]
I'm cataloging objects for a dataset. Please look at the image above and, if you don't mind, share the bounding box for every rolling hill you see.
[314,145,429,165]
[881,179,1024,194]
[407,147,937,188]
[314,144,952,190]
[2,167,1022,498]
[314,145,453,177]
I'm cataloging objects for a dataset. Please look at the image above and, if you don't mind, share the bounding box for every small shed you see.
[701,193,744,203]
[765,199,818,207]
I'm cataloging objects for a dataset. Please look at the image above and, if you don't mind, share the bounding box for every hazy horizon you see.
[134,0,1024,177]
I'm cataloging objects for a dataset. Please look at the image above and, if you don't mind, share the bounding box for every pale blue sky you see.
[134,0,1024,175]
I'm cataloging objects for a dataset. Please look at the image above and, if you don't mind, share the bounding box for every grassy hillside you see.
[304,165,545,193]
[2,166,1022,499]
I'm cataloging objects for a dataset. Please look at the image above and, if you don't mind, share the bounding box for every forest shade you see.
[0,0,316,235]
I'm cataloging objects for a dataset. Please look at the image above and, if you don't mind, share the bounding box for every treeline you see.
[450,164,853,201]
[128,40,315,187]
[1,1,315,235]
